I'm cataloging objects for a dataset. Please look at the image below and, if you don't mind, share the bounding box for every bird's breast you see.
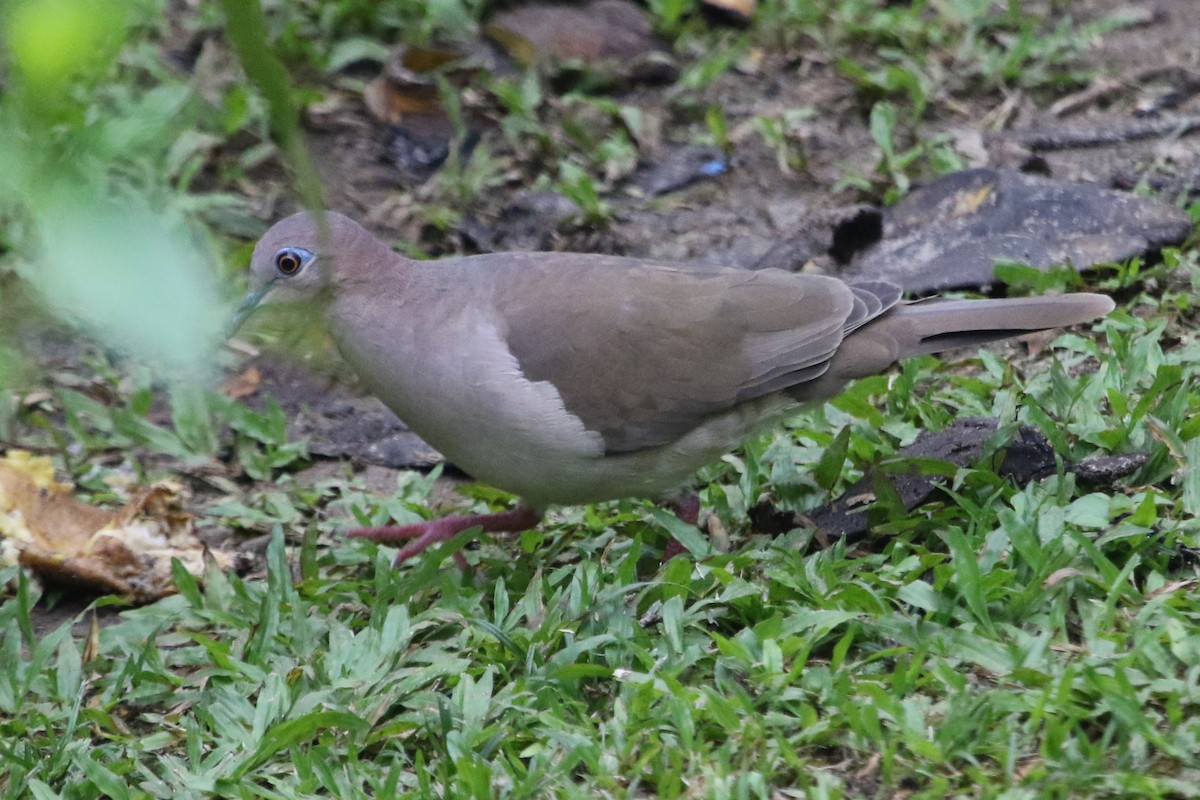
[328,297,616,499]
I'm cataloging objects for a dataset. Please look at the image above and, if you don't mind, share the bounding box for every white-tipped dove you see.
[232,211,1115,562]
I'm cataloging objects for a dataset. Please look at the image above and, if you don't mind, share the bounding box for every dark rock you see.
[836,168,1193,292]
[1072,451,1149,484]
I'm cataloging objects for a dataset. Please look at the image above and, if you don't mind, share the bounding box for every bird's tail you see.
[815,292,1114,391]
[883,292,1116,358]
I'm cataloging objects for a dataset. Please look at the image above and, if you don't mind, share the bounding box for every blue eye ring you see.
[274,247,312,276]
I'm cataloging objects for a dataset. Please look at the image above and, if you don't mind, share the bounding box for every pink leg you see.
[663,494,702,560]
[347,504,543,566]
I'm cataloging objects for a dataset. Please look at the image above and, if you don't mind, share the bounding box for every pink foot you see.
[348,504,543,565]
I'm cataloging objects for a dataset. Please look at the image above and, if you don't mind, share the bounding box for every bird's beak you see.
[225,284,271,338]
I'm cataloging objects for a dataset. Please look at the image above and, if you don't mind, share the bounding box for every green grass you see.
[3,0,1200,797]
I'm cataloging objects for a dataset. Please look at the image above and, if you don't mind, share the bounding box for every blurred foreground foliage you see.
[0,0,496,392]
[0,0,235,383]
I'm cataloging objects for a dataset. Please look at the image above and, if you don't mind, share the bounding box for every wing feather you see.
[485,254,900,453]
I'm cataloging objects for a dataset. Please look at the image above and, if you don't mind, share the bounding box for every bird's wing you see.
[487,255,899,453]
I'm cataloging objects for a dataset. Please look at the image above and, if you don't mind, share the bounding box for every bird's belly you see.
[417,391,802,507]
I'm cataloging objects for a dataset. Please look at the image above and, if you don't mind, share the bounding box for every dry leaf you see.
[361,41,508,128]
[1146,579,1197,600]
[1043,567,1082,588]
[364,77,443,124]
[222,365,262,400]
[0,451,233,603]
[363,44,467,125]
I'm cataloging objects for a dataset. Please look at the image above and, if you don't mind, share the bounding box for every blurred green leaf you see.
[7,0,130,117]
[219,0,324,214]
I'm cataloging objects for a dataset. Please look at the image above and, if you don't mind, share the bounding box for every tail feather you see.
[810,292,1115,392]
[890,293,1115,357]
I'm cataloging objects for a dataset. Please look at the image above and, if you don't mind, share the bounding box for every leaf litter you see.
[0,450,234,603]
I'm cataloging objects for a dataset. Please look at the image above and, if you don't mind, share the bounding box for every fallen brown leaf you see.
[222,365,262,400]
[0,451,233,603]
[1146,579,1197,600]
[363,44,480,126]
[363,76,444,124]
[1043,567,1082,588]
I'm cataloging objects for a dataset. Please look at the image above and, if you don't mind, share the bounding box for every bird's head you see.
[227,210,373,336]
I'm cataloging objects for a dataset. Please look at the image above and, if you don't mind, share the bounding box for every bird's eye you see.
[274,248,309,276]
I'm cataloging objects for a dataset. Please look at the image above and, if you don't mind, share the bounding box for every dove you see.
[231,211,1114,562]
